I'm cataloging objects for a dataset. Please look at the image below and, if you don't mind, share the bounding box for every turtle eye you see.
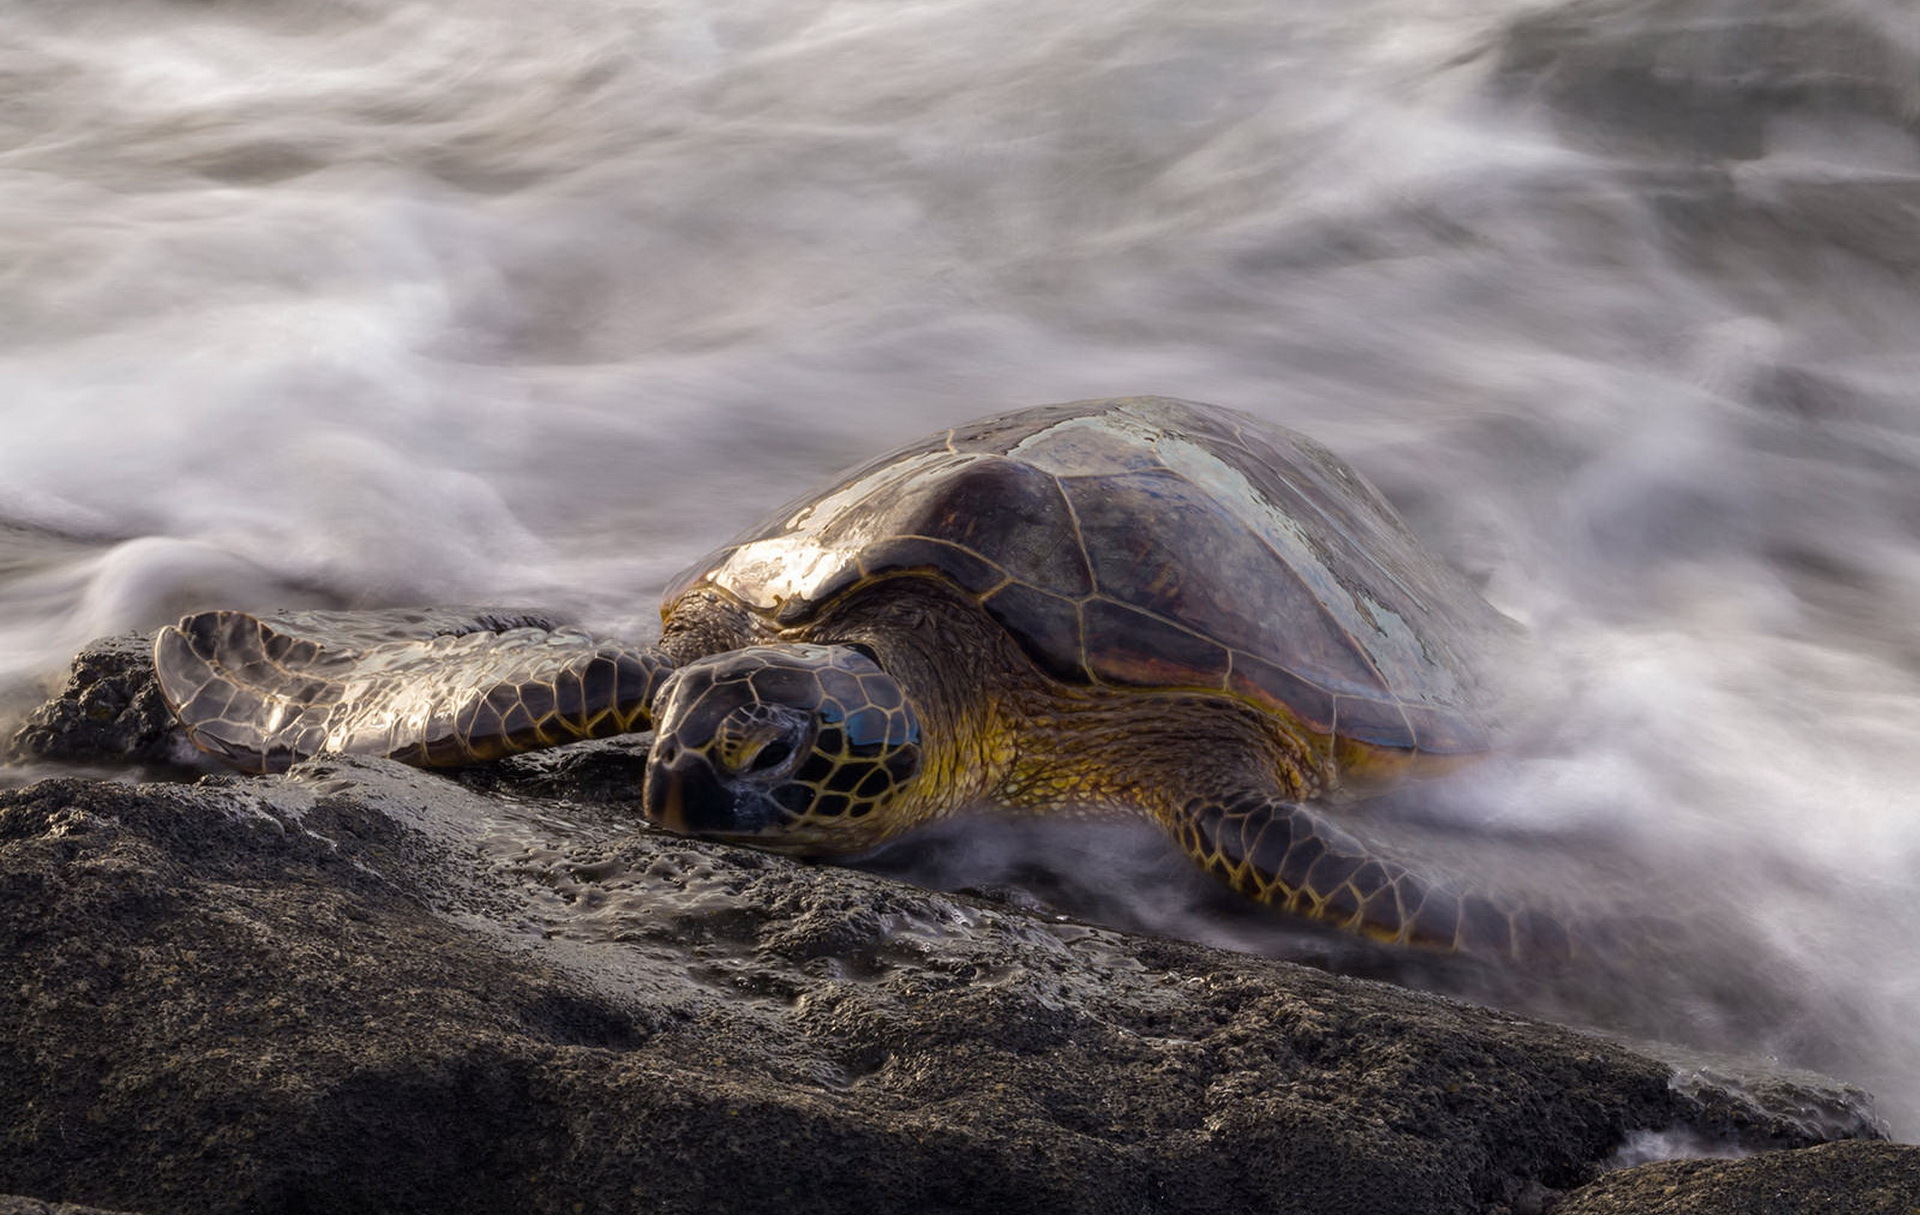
[741,738,793,773]
[712,705,809,777]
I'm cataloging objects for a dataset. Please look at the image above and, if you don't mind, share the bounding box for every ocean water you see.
[3,0,1917,1137]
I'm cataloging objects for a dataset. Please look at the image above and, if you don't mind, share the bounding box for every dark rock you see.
[1555,1140,1920,1214]
[457,732,654,806]
[1658,1054,1890,1151]
[5,632,184,768]
[0,757,1891,1215]
[0,1198,147,1215]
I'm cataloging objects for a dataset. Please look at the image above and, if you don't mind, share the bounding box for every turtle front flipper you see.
[1174,792,1574,962]
[154,610,672,773]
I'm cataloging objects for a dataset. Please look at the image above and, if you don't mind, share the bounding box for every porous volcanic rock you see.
[0,1198,146,1215]
[0,631,1897,1215]
[0,756,1886,1215]
[6,631,182,768]
[1556,1140,1920,1214]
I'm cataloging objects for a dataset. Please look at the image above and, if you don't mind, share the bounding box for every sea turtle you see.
[154,396,1559,957]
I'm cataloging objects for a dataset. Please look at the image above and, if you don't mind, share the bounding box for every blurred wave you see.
[3,0,1916,1135]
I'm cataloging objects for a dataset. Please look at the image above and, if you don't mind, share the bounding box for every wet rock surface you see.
[0,1198,146,1215]
[1558,1140,1920,1214]
[6,632,183,769]
[0,634,1902,1214]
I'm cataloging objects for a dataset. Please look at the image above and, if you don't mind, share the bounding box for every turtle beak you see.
[643,747,738,836]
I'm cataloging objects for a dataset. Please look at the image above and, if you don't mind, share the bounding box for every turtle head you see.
[643,644,923,852]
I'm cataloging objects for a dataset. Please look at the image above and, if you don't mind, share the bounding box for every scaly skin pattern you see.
[991,679,1570,960]
[748,578,1025,851]
[1008,693,1572,960]
[778,579,1576,963]
[1170,786,1571,958]
[155,611,669,773]
[645,643,923,844]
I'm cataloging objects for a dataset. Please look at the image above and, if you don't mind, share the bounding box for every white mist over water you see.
[4,0,1918,1135]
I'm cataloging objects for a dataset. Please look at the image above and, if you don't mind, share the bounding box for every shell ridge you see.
[1073,465,1393,701]
[1161,434,1446,712]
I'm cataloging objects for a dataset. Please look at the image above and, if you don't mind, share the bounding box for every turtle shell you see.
[665,396,1511,762]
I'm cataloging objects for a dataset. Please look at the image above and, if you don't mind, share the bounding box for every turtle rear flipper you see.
[154,610,670,773]
[1177,791,1576,962]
